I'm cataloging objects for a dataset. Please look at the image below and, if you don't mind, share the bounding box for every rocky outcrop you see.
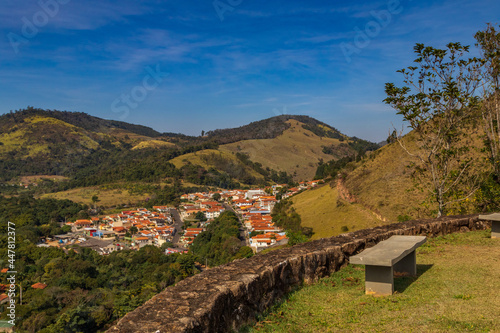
[106,214,490,333]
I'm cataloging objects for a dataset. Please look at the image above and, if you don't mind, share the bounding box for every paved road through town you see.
[170,208,184,246]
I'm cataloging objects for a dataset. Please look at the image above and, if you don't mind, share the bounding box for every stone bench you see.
[350,235,427,296]
[478,213,500,238]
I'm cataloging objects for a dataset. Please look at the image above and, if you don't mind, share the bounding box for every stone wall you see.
[106,214,490,333]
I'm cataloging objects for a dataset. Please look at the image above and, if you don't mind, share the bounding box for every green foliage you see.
[0,237,193,332]
[271,199,312,242]
[286,231,308,246]
[0,195,85,241]
[473,174,500,212]
[180,162,241,189]
[129,226,138,235]
[397,214,412,222]
[190,211,252,266]
[195,211,207,222]
[315,156,356,180]
[272,200,302,233]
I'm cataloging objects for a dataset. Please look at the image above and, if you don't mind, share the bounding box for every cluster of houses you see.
[179,199,226,221]
[40,206,177,254]
[41,180,321,255]
[177,181,320,252]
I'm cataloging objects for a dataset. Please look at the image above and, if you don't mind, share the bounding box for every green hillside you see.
[220,119,374,181]
[0,108,184,182]
[0,108,378,193]
[0,115,100,158]
[0,107,163,137]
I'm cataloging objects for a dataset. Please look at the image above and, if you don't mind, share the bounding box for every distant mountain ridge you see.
[0,107,163,138]
[0,108,379,184]
[206,114,346,144]
[0,108,375,145]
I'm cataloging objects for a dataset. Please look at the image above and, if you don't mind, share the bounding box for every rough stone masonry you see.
[107,214,489,333]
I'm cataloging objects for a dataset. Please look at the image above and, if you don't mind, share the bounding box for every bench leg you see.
[492,221,500,239]
[365,265,393,296]
[394,250,417,276]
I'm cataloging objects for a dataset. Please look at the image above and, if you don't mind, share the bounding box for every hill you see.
[205,115,346,144]
[0,107,163,138]
[0,108,378,190]
[219,119,372,180]
[291,182,385,240]
[291,125,489,239]
[0,108,185,182]
[290,139,429,239]
[169,149,266,185]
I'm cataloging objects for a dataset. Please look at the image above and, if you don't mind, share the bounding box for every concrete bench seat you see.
[350,235,427,296]
[478,213,500,238]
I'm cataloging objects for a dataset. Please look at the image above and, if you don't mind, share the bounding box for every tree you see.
[91,195,100,210]
[195,211,207,222]
[212,193,221,201]
[384,43,484,217]
[475,24,500,178]
[129,226,138,236]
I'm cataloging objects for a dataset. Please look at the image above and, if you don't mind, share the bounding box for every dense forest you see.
[0,195,87,241]
[0,241,197,332]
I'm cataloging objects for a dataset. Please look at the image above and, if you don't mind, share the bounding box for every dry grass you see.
[39,186,150,207]
[19,175,69,183]
[292,184,386,240]
[345,127,489,221]
[243,230,500,332]
[169,149,265,181]
[345,140,427,222]
[131,139,177,150]
[220,120,347,181]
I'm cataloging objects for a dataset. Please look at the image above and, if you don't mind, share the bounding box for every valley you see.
[0,106,496,332]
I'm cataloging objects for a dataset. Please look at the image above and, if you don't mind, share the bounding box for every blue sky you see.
[0,0,499,142]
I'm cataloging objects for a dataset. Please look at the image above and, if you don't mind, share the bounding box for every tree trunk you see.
[437,188,444,218]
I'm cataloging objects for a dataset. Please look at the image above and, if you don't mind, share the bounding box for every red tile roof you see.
[31,282,47,289]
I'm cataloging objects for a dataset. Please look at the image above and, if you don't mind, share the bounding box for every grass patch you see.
[39,186,150,207]
[131,139,177,150]
[291,184,383,239]
[242,230,499,332]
